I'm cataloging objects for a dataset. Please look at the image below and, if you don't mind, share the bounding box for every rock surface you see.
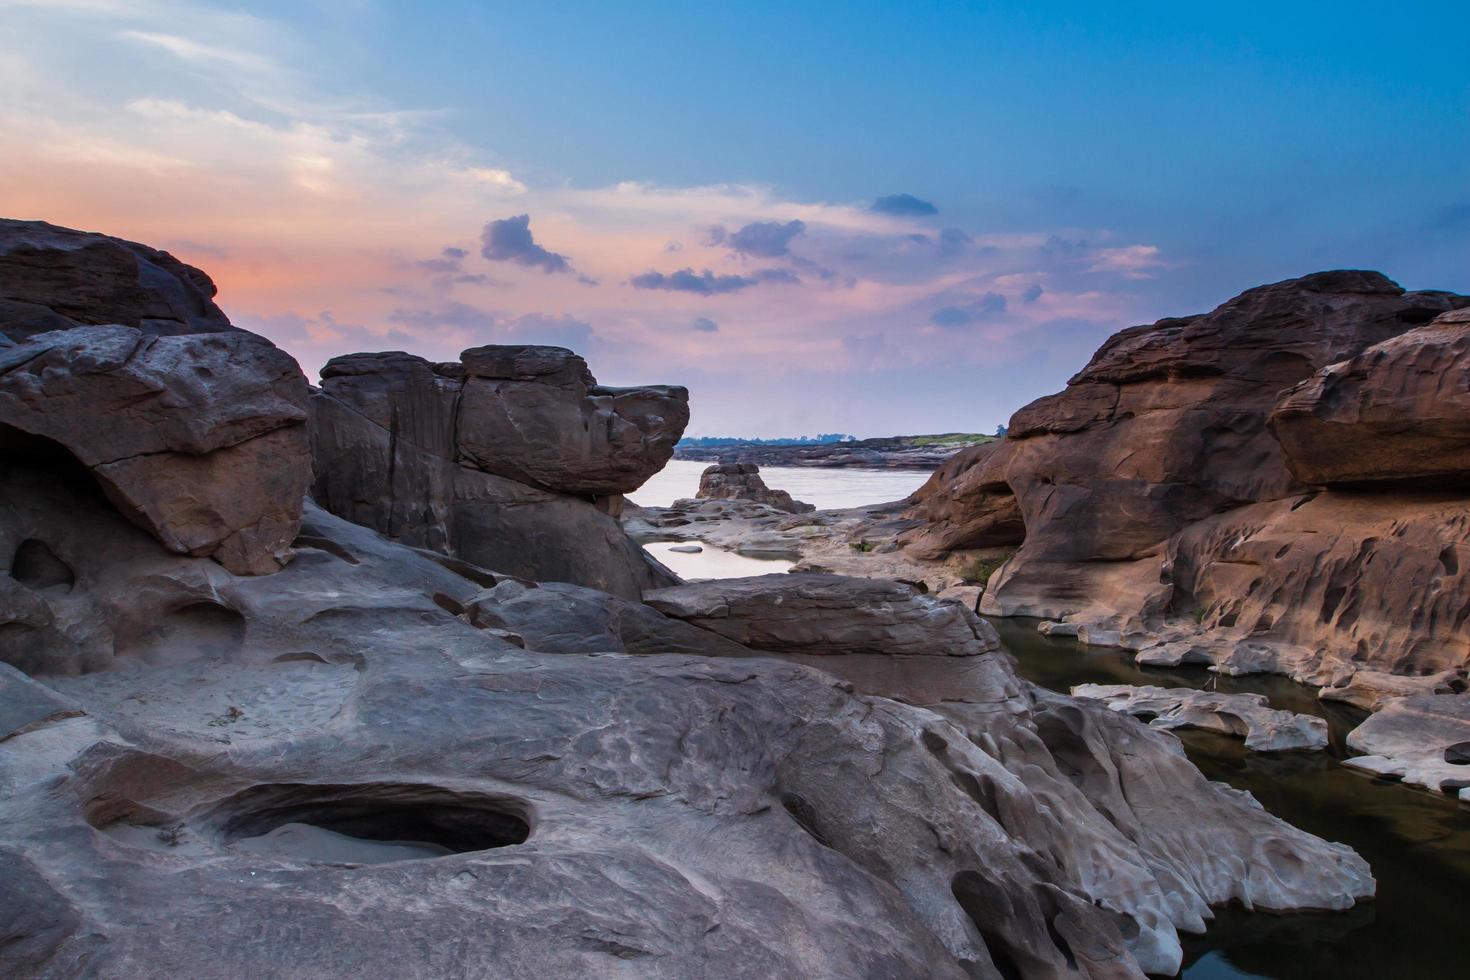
[1073,684,1329,752]
[311,348,684,598]
[0,223,311,575]
[1343,695,1470,795]
[0,455,1374,978]
[902,272,1470,692]
[696,462,814,513]
[1270,308,1470,487]
[0,219,233,340]
[645,573,999,657]
[675,433,994,469]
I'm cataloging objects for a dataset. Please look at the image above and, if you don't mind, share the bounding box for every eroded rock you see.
[1344,695,1470,796]
[696,462,814,513]
[1073,683,1329,752]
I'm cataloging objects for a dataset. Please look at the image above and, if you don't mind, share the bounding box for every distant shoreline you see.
[672,433,994,470]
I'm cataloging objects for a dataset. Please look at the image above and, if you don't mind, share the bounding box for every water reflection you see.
[643,539,793,579]
[630,459,927,510]
[990,618,1470,980]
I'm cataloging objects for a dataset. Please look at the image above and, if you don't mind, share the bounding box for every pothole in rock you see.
[207,783,532,866]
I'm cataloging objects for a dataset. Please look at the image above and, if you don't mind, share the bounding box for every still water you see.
[995,619,1470,980]
[630,459,928,510]
[643,539,793,579]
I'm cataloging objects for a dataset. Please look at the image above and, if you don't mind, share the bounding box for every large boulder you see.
[0,219,233,341]
[695,462,814,513]
[311,347,686,598]
[0,223,312,575]
[644,573,1000,657]
[896,271,1470,684]
[1270,308,1470,487]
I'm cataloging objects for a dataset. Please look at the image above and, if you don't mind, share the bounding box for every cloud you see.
[692,317,719,333]
[416,245,467,273]
[871,193,938,217]
[720,219,806,257]
[480,214,574,274]
[939,227,972,254]
[930,292,1008,328]
[1086,244,1165,279]
[629,267,800,295]
[1021,283,1044,303]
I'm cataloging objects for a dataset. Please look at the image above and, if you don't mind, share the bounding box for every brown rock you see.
[900,440,1023,559]
[0,218,232,341]
[1270,308,1470,487]
[695,462,814,513]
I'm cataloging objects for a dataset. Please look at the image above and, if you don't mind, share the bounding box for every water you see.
[630,459,928,510]
[643,540,793,579]
[993,619,1470,980]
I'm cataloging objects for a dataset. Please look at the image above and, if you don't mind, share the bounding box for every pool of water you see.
[643,540,793,579]
[630,459,928,510]
[991,618,1470,980]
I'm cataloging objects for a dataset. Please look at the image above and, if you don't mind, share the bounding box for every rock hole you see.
[272,652,330,666]
[127,601,246,667]
[1444,742,1470,765]
[779,792,829,846]
[1320,585,1346,624]
[291,534,361,565]
[949,770,1003,825]
[211,783,531,865]
[10,539,74,593]
[950,872,1026,980]
[1439,546,1459,576]
[432,593,466,616]
[921,729,949,754]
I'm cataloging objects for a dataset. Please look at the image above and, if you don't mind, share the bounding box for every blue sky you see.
[3,0,1466,435]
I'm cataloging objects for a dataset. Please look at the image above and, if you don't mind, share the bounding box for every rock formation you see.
[695,462,814,513]
[0,223,1383,979]
[1342,695,1470,798]
[310,347,687,598]
[1072,684,1329,752]
[0,221,311,575]
[902,272,1470,693]
[645,573,999,657]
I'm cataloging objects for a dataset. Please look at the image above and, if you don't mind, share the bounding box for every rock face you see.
[0,223,311,575]
[645,573,1002,657]
[903,271,1470,688]
[696,462,814,513]
[1269,308,1470,487]
[0,457,1373,978]
[0,219,233,341]
[310,347,687,599]
[1072,684,1329,752]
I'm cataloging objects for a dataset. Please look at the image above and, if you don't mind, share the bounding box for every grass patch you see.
[908,433,996,447]
[959,550,1015,585]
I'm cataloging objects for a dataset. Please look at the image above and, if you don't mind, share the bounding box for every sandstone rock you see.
[696,462,814,513]
[1072,683,1329,752]
[0,459,1374,977]
[0,219,233,341]
[0,327,310,576]
[1343,695,1470,795]
[901,440,1024,560]
[1319,668,1468,713]
[311,347,683,598]
[1270,308,1470,487]
[645,573,1001,657]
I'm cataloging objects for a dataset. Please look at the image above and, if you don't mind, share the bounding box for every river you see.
[635,466,1470,979]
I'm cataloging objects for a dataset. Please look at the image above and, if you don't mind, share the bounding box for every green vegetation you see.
[959,550,1015,585]
[849,539,876,553]
[907,433,996,447]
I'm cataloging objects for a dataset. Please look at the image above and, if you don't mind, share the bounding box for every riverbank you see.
[672,432,994,469]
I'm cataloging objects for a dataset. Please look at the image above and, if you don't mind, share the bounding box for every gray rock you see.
[645,573,1002,657]
[310,350,680,599]
[1072,684,1329,752]
[1344,695,1470,794]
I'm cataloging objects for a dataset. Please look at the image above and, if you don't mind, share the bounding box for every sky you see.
[1,1,1466,437]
